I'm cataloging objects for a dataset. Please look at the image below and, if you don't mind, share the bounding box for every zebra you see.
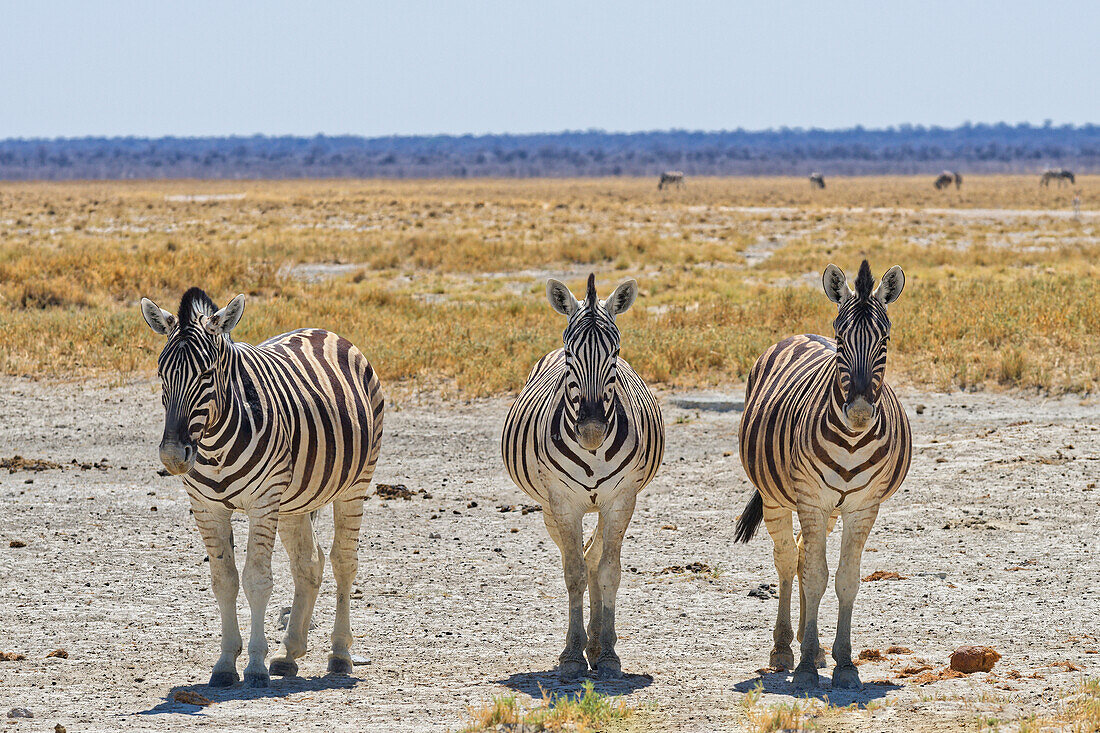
[140,288,384,687]
[734,261,911,689]
[933,171,956,190]
[1040,168,1075,187]
[501,274,664,679]
[953,171,963,189]
[658,171,685,190]
[808,172,825,189]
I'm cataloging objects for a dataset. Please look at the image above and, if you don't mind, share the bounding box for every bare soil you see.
[1,377,1098,731]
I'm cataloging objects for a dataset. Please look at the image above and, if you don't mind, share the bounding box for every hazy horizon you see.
[3,1,1099,138]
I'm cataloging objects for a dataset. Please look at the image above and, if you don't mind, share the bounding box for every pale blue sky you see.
[1,1,1097,138]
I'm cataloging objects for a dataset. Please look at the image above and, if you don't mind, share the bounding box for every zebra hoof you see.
[208,670,239,688]
[327,655,354,675]
[269,658,298,677]
[558,660,588,679]
[596,660,623,680]
[832,664,861,689]
[769,648,795,671]
[792,666,820,688]
[244,671,269,688]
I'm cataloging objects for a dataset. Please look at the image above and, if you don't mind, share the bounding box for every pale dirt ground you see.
[1,377,1098,732]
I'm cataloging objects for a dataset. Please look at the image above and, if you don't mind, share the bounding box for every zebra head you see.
[822,261,904,430]
[140,288,246,475]
[546,274,637,451]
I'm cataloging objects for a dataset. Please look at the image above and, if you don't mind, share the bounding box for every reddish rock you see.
[950,645,1001,673]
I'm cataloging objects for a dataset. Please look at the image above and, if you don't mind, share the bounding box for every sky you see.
[1,1,1098,139]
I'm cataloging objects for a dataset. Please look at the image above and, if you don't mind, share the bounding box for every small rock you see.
[46,649,68,659]
[886,646,912,655]
[915,404,926,415]
[950,645,1001,673]
[55,724,66,733]
[7,708,32,719]
[747,583,777,599]
[428,533,441,540]
[350,654,370,666]
[0,652,26,661]
[8,540,26,548]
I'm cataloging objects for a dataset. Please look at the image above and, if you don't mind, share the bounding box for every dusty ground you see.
[1,377,1098,732]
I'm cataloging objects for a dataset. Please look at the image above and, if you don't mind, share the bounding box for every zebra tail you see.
[734,491,764,543]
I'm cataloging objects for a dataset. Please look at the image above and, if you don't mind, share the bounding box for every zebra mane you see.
[178,287,217,330]
[854,260,874,300]
[583,273,598,307]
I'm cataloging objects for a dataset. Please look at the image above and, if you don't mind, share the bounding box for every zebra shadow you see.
[496,669,654,701]
[732,670,900,707]
[137,674,359,716]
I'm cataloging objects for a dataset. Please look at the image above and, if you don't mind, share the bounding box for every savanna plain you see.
[1,176,1099,731]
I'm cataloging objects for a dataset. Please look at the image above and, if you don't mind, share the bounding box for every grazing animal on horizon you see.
[953,171,962,189]
[1040,168,1075,187]
[809,172,826,189]
[658,171,685,190]
[735,261,911,689]
[140,288,384,687]
[502,275,664,679]
[934,171,959,190]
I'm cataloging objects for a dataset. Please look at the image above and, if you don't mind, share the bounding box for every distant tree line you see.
[2,123,1100,180]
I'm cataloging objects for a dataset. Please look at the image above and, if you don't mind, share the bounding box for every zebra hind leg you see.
[763,508,796,670]
[328,494,366,674]
[270,512,325,677]
[584,514,605,669]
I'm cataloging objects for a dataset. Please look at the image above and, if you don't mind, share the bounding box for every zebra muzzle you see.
[576,418,608,451]
[159,440,196,475]
[843,397,876,429]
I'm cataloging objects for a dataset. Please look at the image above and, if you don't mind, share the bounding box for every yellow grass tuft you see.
[462,680,634,732]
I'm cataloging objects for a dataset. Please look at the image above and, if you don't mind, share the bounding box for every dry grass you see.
[738,682,883,731]
[461,680,635,732]
[2,176,1098,396]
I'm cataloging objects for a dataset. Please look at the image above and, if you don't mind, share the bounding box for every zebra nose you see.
[159,440,195,475]
[576,417,608,451]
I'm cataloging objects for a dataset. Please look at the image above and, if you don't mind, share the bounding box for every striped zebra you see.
[809,172,825,189]
[734,261,911,689]
[501,275,664,679]
[658,171,685,190]
[140,288,384,687]
[933,171,955,190]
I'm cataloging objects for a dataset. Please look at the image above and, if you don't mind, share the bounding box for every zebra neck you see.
[202,341,247,443]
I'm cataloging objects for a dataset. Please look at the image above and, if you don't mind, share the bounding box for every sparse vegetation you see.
[461,680,634,732]
[2,176,1098,395]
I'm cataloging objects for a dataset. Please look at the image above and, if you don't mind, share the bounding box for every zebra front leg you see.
[792,505,830,687]
[763,507,796,670]
[270,512,325,678]
[592,490,637,679]
[241,500,279,687]
[584,513,605,670]
[192,501,242,687]
[831,505,879,688]
[329,495,366,674]
[543,502,588,678]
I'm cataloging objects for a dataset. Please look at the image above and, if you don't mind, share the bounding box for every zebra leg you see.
[328,494,366,674]
[270,512,325,677]
[542,502,588,678]
[792,505,830,687]
[584,513,605,669]
[763,507,796,670]
[241,500,279,687]
[592,490,636,679]
[831,505,879,688]
[795,515,835,668]
[192,501,242,687]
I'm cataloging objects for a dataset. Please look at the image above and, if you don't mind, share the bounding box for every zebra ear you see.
[603,279,638,318]
[546,279,579,317]
[822,264,852,304]
[204,294,246,335]
[141,297,177,336]
[875,266,905,305]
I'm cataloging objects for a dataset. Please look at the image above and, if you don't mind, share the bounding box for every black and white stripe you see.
[501,274,663,679]
[733,261,911,689]
[141,287,383,687]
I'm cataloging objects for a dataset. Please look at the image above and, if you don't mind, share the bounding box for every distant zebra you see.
[953,171,963,189]
[934,170,959,190]
[809,172,825,189]
[141,288,384,687]
[658,171,685,190]
[1040,168,1075,187]
[735,261,911,689]
[502,275,664,679]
